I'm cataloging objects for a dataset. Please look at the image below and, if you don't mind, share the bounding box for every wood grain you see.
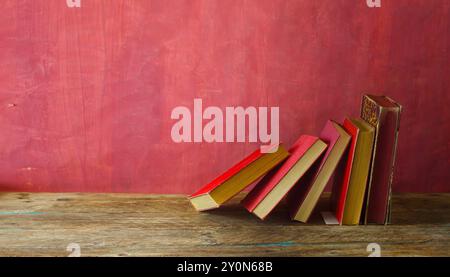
[0,192,448,256]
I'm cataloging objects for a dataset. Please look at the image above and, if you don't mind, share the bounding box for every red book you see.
[189,144,290,211]
[241,135,327,219]
[330,118,358,224]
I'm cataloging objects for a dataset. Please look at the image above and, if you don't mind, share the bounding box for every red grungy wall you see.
[0,0,448,193]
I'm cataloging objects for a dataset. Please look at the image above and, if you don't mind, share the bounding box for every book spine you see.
[360,96,378,224]
[385,97,402,224]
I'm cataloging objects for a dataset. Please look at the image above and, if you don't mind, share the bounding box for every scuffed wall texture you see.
[0,0,448,193]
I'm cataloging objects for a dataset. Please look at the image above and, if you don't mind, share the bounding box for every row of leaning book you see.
[188,94,402,225]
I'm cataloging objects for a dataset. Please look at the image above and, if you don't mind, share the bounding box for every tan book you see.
[289,120,351,223]
[241,136,327,220]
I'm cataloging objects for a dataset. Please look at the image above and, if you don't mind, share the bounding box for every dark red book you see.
[361,95,402,224]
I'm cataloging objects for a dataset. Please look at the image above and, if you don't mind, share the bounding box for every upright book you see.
[361,94,402,224]
[330,117,375,225]
[189,144,289,211]
[288,120,351,223]
[241,136,327,220]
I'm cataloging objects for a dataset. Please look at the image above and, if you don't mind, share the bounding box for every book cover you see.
[242,135,327,219]
[361,94,402,224]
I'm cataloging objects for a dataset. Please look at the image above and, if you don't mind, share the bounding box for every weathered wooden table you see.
[0,192,448,256]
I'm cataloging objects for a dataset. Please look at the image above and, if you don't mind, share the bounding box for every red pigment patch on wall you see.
[0,0,448,193]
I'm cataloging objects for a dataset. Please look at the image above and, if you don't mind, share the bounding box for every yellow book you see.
[189,144,289,211]
[341,118,375,225]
